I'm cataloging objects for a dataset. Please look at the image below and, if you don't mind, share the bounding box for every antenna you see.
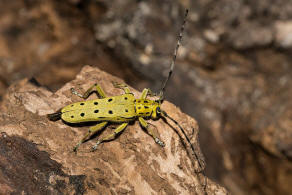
[161,110,204,171]
[159,9,188,101]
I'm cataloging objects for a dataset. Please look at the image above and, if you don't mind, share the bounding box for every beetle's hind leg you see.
[73,121,108,152]
[71,83,107,99]
[112,82,132,94]
[92,122,128,151]
[138,117,165,147]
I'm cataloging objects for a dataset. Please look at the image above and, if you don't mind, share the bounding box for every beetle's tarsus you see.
[73,143,81,153]
[155,138,165,147]
[112,82,127,88]
[71,88,83,97]
[91,141,101,152]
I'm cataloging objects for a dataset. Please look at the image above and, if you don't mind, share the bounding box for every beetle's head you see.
[151,101,162,120]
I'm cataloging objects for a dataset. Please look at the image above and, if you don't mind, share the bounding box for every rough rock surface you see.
[0,66,227,194]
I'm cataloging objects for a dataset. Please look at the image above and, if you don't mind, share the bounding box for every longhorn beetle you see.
[48,10,196,159]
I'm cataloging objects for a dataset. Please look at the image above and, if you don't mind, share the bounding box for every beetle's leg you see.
[92,122,128,151]
[138,117,165,147]
[71,83,107,99]
[73,121,108,152]
[140,88,155,99]
[112,82,132,94]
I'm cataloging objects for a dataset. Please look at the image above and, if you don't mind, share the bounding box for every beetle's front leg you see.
[138,117,165,147]
[91,122,128,151]
[71,83,107,99]
[140,88,155,99]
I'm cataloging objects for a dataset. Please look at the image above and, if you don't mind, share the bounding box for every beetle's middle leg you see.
[71,83,107,99]
[112,82,132,94]
[138,117,165,147]
[73,121,108,152]
[92,122,128,151]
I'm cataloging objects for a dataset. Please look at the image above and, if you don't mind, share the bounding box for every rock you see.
[0,66,227,194]
[228,23,273,49]
[274,21,292,48]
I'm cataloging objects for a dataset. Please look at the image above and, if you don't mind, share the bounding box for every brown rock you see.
[0,66,227,194]
[274,20,292,48]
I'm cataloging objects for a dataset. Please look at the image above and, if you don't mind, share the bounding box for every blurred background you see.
[0,0,291,194]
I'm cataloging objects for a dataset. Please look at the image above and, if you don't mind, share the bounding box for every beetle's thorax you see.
[134,99,160,119]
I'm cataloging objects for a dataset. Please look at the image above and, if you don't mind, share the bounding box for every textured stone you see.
[275,21,292,48]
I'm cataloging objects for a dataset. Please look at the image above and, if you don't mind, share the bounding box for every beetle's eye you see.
[156,107,161,114]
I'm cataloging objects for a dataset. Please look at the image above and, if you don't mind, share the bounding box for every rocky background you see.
[0,0,291,194]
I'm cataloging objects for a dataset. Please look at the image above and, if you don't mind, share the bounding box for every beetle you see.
[47,10,194,154]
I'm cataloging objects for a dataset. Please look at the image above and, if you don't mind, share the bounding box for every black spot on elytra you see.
[138,106,141,109]
[71,105,74,107]
[125,109,128,112]
[94,110,99,113]
[144,106,149,109]
[108,110,113,114]
[146,112,150,115]
[124,97,128,100]
[144,100,148,103]
[80,103,84,105]
[108,98,113,102]
[71,116,74,118]
[80,113,85,117]
[94,102,98,105]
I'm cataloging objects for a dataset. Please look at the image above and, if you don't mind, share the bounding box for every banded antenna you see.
[159,9,188,101]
